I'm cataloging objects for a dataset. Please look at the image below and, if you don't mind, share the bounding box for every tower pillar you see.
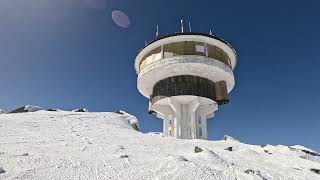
[153,96,217,139]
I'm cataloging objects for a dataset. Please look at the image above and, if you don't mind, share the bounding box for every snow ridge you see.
[0,111,319,180]
[24,105,43,112]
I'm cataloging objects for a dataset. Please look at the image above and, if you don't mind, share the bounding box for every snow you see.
[0,111,319,179]
[0,109,4,114]
[23,105,43,112]
[117,110,140,130]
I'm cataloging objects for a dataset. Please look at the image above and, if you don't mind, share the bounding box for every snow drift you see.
[0,111,319,179]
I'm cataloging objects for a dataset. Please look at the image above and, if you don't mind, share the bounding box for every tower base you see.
[151,96,218,139]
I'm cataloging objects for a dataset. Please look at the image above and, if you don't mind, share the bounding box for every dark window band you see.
[151,75,229,105]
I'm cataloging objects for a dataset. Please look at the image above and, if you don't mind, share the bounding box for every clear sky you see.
[0,0,319,151]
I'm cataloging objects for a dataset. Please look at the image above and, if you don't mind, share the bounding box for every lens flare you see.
[112,10,130,28]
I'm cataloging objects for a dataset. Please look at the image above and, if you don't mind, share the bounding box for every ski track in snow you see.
[0,111,319,179]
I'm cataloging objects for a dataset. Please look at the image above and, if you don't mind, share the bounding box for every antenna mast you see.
[180,19,184,33]
[189,21,192,32]
[156,25,159,38]
[209,29,212,35]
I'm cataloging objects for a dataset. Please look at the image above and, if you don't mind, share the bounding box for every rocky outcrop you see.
[72,108,88,112]
[9,105,43,113]
[117,110,140,131]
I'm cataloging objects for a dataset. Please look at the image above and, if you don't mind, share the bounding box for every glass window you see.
[163,41,206,57]
[196,44,205,53]
[194,42,206,56]
[139,41,231,71]
[139,46,161,71]
[207,44,230,67]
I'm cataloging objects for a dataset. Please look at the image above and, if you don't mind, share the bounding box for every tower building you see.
[134,28,237,139]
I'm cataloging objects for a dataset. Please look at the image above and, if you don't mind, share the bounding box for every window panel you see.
[139,42,231,71]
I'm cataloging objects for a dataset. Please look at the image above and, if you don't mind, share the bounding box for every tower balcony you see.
[137,55,235,99]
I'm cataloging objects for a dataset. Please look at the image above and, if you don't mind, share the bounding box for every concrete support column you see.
[168,115,173,136]
[189,111,195,138]
[169,97,181,138]
[181,104,188,138]
[201,114,208,139]
[163,114,169,136]
[173,114,180,138]
[195,104,218,139]
[152,96,218,139]
[188,98,200,139]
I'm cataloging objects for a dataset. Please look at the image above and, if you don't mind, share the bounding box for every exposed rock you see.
[289,146,320,156]
[288,147,298,152]
[9,105,43,113]
[0,167,5,174]
[300,155,320,164]
[244,169,268,180]
[118,145,125,150]
[244,169,255,174]
[81,146,87,152]
[20,153,29,156]
[194,146,204,153]
[118,110,140,131]
[24,105,43,112]
[222,135,238,141]
[115,110,124,114]
[119,155,129,158]
[264,150,272,154]
[72,108,88,112]
[9,106,29,113]
[177,156,188,161]
[47,109,58,112]
[301,149,320,157]
[224,147,233,151]
[310,168,320,175]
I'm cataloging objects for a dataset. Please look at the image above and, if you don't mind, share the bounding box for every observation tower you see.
[134,22,237,139]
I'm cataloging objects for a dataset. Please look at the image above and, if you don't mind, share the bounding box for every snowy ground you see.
[0,111,319,179]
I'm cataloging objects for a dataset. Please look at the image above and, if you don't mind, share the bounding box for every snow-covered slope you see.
[0,111,319,179]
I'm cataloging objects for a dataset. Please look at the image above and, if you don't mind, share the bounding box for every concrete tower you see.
[134,30,237,139]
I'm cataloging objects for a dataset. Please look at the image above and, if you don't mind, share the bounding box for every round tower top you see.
[134,32,237,73]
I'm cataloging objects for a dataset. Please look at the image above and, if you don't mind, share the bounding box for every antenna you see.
[188,21,192,32]
[209,29,212,35]
[180,19,184,33]
[156,25,159,38]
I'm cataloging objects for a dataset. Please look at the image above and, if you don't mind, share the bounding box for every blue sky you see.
[0,0,319,151]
